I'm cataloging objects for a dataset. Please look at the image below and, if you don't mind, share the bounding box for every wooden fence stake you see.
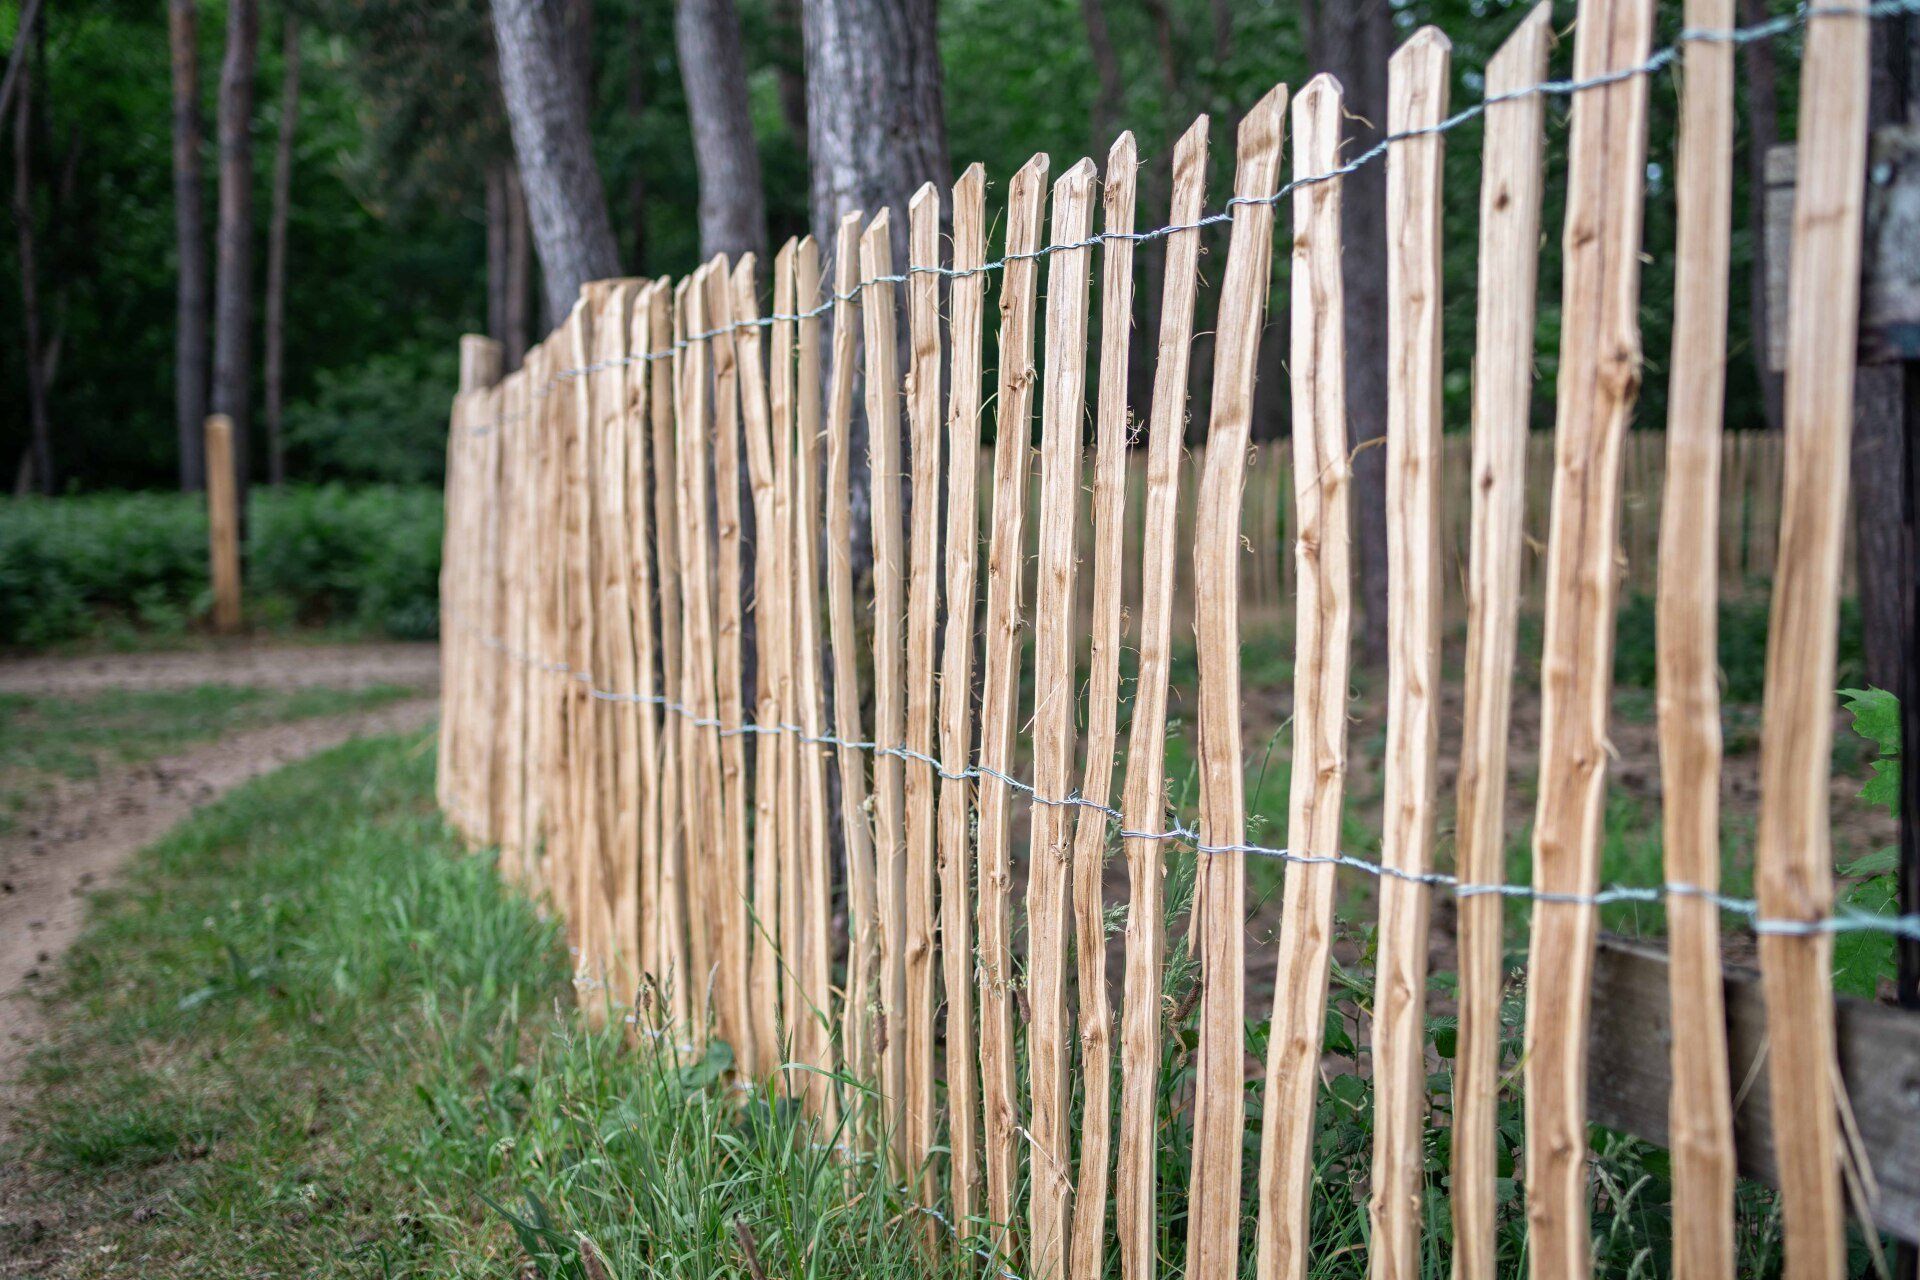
[625,283,666,1028]
[563,292,607,1006]
[205,414,242,634]
[1448,11,1550,1279]
[650,280,691,1038]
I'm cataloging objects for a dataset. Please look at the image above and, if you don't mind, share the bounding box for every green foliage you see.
[0,486,443,647]
[284,342,462,484]
[1607,592,1863,705]
[1834,687,1903,1000]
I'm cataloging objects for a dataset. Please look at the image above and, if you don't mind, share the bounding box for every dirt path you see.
[0,641,439,697]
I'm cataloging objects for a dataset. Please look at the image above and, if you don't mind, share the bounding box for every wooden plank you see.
[563,292,606,1004]
[1255,75,1349,1280]
[764,243,802,1079]
[903,184,943,1208]
[1586,939,1920,1244]
[625,284,665,1026]
[1367,32,1448,1280]
[790,238,839,1123]
[1657,0,1737,1270]
[937,162,987,1235]
[977,153,1049,1252]
[1448,12,1550,1280]
[1066,128,1136,1280]
[733,255,786,1081]
[1522,0,1654,1266]
[1027,155,1096,1280]
[500,364,532,880]
[860,212,910,1175]
[705,261,755,1072]
[1755,0,1871,1274]
[824,211,878,1093]
[1116,114,1207,1280]
[204,414,242,635]
[650,281,690,1038]
[1186,83,1285,1280]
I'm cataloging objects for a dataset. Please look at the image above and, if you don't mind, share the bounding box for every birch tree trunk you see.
[264,15,301,488]
[490,0,621,321]
[169,0,208,491]
[211,0,259,519]
[675,0,767,260]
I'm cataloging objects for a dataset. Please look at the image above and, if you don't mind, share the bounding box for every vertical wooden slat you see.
[1367,32,1449,1280]
[861,212,910,1173]
[734,255,787,1080]
[765,243,803,1076]
[1116,114,1208,1280]
[1522,0,1654,1266]
[1658,0,1737,1269]
[825,212,878,1092]
[501,365,533,881]
[564,293,607,1002]
[1066,129,1137,1280]
[1027,155,1096,1280]
[1756,1,1870,1275]
[1256,75,1349,1280]
[205,414,242,635]
[977,153,1049,1252]
[705,261,756,1071]
[903,184,944,1207]
[651,281,691,1037]
[1186,82,1285,1280]
[791,238,839,1123]
[937,163,988,1235]
[1449,12,1550,1280]
[625,285,665,1024]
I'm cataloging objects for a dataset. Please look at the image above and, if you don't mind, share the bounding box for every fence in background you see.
[435,0,1901,1275]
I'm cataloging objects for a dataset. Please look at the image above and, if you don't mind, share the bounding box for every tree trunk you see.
[675,0,768,261]
[490,0,622,321]
[1306,0,1392,666]
[0,0,44,134]
[1078,0,1123,154]
[169,0,208,491]
[1739,0,1783,432]
[211,0,259,523]
[12,56,51,495]
[487,161,509,345]
[505,161,531,368]
[625,6,650,269]
[264,15,301,488]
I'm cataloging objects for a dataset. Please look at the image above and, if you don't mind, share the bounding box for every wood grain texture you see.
[1657,0,1737,1271]
[903,184,943,1207]
[1522,0,1653,1268]
[1448,14,1549,1279]
[649,281,691,1037]
[1256,76,1350,1280]
[936,163,987,1235]
[1368,32,1449,1280]
[625,284,665,1028]
[563,292,606,1010]
[1186,82,1285,1280]
[1066,129,1136,1280]
[1027,155,1096,1280]
[977,153,1048,1254]
[1754,0,1869,1274]
[766,245,803,1079]
[206,415,241,633]
[1115,114,1207,1280]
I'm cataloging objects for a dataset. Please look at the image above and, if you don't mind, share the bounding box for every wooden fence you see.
[435,0,1892,1275]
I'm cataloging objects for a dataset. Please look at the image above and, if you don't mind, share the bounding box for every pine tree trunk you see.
[264,15,301,488]
[489,0,621,321]
[505,161,531,369]
[486,161,509,346]
[624,7,649,269]
[676,0,767,261]
[12,56,51,495]
[211,0,259,522]
[169,0,207,491]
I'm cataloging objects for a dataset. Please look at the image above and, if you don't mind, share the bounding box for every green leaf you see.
[1840,846,1899,878]
[1840,687,1901,757]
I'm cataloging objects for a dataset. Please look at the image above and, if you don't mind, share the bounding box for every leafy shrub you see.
[0,485,442,647]
[283,341,460,484]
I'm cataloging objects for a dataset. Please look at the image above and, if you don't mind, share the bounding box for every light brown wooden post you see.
[1449,12,1550,1280]
[651,281,691,1037]
[1116,114,1208,1280]
[791,238,839,1123]
[500,364,532,881]
[1367,32,1449,1280]
[825,212,878,1093]
[937,163,988,1233]
[977,153,1049,1251]
[1522,0,1654,1266]
[1066,129,1137,1280]
[705,260,756,1073]
[205,414,243,635]
[1658,0,1737,1270]
[1186,83,1285,1280]
[1256,76,1349,1280]
[903,184,944,1208]
[527,341,559,898]
[1027,156,1096,1280]
[734,255,786,1082]
[763,244,803,1079]
[860,212,910,1174]
[1756,0,1869,1274]
[436,388,462,823]
[625,285,665,1025]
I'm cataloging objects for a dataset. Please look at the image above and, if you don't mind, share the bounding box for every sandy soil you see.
[0,641,439,697]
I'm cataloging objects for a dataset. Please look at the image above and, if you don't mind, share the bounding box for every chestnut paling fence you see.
[434,0,1915,1275]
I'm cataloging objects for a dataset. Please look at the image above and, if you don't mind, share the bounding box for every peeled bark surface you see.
[211,0,259,509]
[676,0,767,261]
[169,0,207,491]
[264,17,302,488]
[490,0,621,321]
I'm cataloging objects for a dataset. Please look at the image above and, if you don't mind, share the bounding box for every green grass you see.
[0,683,417,835]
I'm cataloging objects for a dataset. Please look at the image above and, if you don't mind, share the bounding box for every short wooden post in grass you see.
[204,413,242,634]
